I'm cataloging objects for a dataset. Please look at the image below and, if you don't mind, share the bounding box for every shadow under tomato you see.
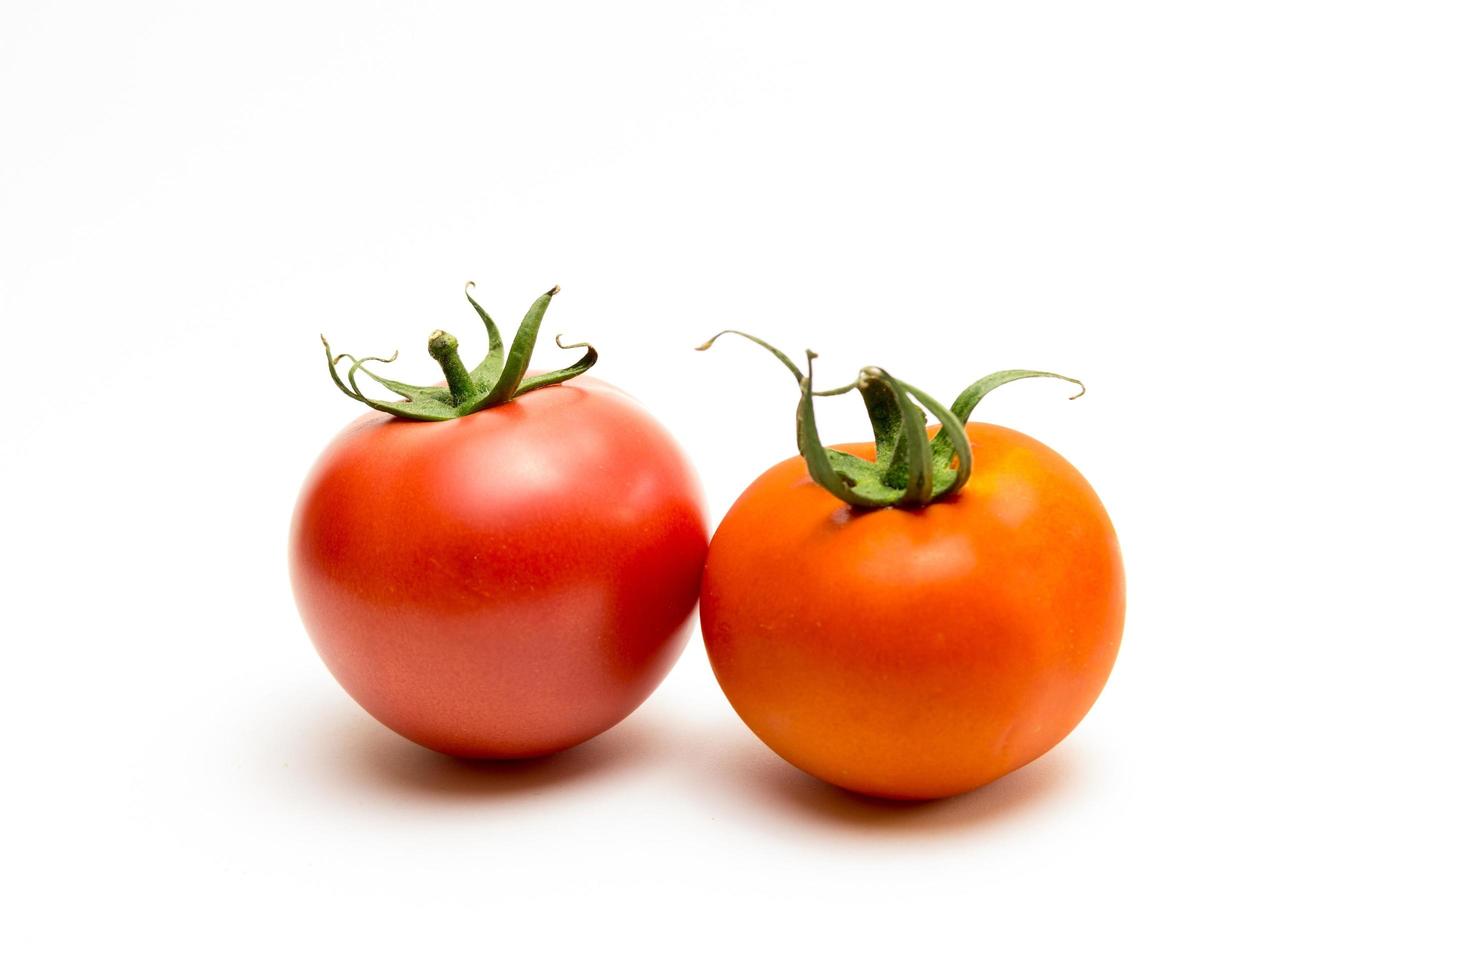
[765,751,1075,831]
[694,721,1083,836]
[306,698,657,802]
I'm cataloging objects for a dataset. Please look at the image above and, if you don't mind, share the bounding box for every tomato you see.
[291,286,706,757]
[697,336,1123,800]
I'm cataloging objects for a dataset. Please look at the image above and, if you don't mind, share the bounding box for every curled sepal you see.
[857,368,933,504]
[321,284,597,421]
[473,286,562,408]
[854,372,907,478]
[514,334,599,397]
[322,338,457,420]
[697,332,1084,510]
[695,330,804,382]
[951,369,1085,421]
[896,379,973,500]
[843,371,973,504]
[463,282,506,386]
[701,334,937,507]
[931,370,1086,475]
[795,353,904,508]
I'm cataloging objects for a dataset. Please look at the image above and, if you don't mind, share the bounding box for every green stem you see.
[697,331,1082,509]
[859,367,933,503]
[321,284,599,421]
[427,330,477,405]
[794,353,876,508]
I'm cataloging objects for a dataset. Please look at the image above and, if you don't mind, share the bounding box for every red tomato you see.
[291,376,707,758]
[701,422,1123,800]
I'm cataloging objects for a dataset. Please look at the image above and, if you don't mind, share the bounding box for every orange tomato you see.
[700,422,1124,800]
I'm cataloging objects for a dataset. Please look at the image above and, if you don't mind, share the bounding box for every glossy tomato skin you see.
[291,378,707,758]
[701,422,1123,800]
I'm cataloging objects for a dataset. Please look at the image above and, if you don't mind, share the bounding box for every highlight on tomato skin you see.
[290,285,708,758]
[696,334,1123,801]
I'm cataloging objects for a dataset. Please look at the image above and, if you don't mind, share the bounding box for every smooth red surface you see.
[290,378,707,758]
[701,423,1125,800]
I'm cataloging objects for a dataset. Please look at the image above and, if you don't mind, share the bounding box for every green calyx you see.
[321,284,597,420]
[696,331,1085,509]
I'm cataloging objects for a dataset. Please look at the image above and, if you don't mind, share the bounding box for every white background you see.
[3,1,1467,975]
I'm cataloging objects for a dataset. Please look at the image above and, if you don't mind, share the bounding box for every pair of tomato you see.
[290,288,1124,800]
